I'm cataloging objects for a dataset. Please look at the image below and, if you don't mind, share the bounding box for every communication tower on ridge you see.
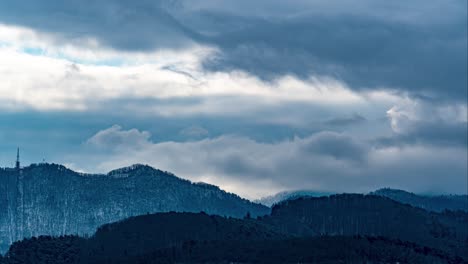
[15,147,20,170]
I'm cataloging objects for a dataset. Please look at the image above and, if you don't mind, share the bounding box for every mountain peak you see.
[106,164,179,178]
[107,164,153,177]
[372,188,414,195]
[20,162,73,173]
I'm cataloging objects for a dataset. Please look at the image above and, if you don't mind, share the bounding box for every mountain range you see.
[2,194,467,263]
[1,163,466,262]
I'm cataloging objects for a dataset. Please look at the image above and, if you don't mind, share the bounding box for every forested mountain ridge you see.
[0,163,269,253]
[261,194,468,258]
[2,194,467,263]
[258,187,468,212]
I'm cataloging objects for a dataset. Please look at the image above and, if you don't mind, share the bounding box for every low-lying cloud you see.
[69,125,467,199]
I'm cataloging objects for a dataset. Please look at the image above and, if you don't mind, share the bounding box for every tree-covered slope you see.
[261,194,468,258]
[0,163,268,253]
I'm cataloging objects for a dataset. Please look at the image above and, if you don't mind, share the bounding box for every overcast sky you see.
[0,0,466,199]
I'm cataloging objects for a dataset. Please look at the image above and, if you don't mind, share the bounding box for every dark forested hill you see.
[2,194,467,263]
[5,212,285,264]
[371,188,468,212]
[4,234,463,264]
[261,194,468,258]
[0,163,269,253]
[86,212,283,261]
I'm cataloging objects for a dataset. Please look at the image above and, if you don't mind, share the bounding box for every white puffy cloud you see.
[387,99,467,134]
[383,99,468,147]
[0,23,207,65]
[0,25,370,115]
[86,125,151,150]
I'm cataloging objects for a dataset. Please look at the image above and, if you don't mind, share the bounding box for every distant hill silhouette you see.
[2,194,467,263]
[0,163,268,253]
[371,188,468,212]
[256,189,333,206]
[258,187,468,212]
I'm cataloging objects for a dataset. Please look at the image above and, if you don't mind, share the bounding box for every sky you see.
[0,0,466,199]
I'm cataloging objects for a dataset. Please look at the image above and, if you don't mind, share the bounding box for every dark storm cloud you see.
[202,13,467,101]
[0,0,196,50]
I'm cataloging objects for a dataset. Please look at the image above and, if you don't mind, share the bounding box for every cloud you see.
[383,100,468,147]
[179,125,209,139]
[325,113,366,127]
[0,0,466,198]
[300,132,368,162]
[202,13,467,101]
[0,0,195,51]
[86,125,151,150]
[0,45,368,113]
[390,122,467,147]
[0,0,466,101]
[185,1,467,102]
[69,125,467,199]
[180,0,464,25]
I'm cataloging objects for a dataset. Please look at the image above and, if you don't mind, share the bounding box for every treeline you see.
[2,235,464,264]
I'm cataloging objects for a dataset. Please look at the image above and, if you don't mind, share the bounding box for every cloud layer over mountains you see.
[0,0,466,198]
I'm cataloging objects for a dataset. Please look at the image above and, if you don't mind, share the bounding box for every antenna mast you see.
[15,148,20,170]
